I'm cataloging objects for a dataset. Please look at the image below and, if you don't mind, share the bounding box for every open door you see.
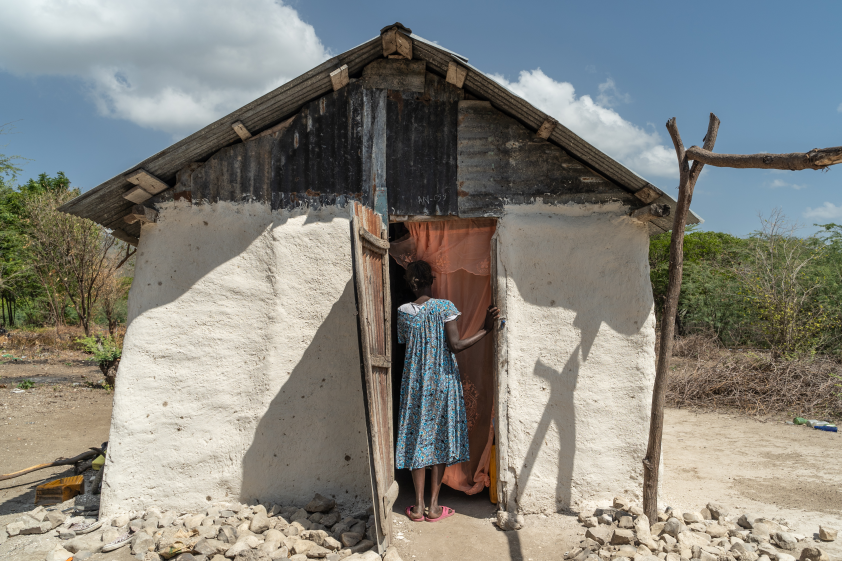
[349,202,398,554]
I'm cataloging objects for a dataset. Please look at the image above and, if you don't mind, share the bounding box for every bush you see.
[76,335,122,363]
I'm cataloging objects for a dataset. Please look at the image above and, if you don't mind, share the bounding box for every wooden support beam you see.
[110,228,140,247]
[634,185,662,204]
[381,25,412,59]
[446,61,468,88]
[123,204,158,225]
[123,185,152,204]
[536,117,558,140]
[685,145,842,171]
[231,121,252,141]
[330,65,349,91]
[124,169,169,196]
[631,203,671,222]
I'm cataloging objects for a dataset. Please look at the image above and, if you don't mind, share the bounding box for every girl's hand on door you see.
[484,306,501,332]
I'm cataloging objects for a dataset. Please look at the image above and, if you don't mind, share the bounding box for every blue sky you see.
[1,0,840,236]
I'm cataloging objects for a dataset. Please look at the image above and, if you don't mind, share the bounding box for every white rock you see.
[818,527,837,542]
[46,545,74,561]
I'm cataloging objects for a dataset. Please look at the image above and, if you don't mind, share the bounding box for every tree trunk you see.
[643,113,719,522]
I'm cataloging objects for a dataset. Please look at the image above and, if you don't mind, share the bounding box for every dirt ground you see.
[1,360,840,561]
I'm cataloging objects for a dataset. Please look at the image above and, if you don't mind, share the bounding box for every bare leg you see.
[409,468,426,520]
[427,463,446,518]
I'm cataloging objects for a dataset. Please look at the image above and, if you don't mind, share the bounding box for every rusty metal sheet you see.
[386,72,463,217]
[456,100,636,217]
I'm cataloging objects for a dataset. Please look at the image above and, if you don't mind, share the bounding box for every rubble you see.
[565,500,833,561]
[819,527,837,542]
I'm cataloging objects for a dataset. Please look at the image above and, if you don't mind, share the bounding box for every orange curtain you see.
[390,219,496,495]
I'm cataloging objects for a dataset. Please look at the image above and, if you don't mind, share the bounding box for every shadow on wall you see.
[240,280,371,508]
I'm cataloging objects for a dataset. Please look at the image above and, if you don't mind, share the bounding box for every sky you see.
[1,0,840,236]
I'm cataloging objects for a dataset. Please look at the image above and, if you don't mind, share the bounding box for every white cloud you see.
[596,77,631,108]
[769,179,808,190]
[0,0,329,137]
[490,69,676,179]
[804,202,842,220]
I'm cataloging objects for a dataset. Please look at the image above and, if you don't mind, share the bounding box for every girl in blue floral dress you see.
[396,260,499,522]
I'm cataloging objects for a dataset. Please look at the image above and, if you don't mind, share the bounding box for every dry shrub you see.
[1,325,126,354]
[672,331,723,359]
[667,337,842,420]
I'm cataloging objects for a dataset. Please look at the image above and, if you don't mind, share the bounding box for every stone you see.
[285,525,301,537]
[663,519,683,539]
[756,544,778,560]
[700,509,712,521]
[799,547,829,561]
[20,516,52,535]
[270,547,290,560]
[272,516,290,530]
[144,518,161,533]
[612,530,636,545]
[220,511,236,518]
[349,540,375,554]
[707,525,729,539]
[630,506,644,516]
[584,517,599,528]
[176,554,198,561]
[738,515,759,530]
[291,555,308,561]
[619,517,635,529]
[341,532,363,547]
[689,523,706,533]
[218,526,237,543]
[731,542,759,561]
[226,542,251,558]
[74,552,95,561]
[128,518,144,532]
[705,504,727,522]
[772,533,797,551]
[185,514,205,530]
[195,538,226,556]
[818,527,837,542]
[102,527,120,542]
[666,554,680,561]
[651,522,666,536]
[660,534,677,549]
[46,544,75,561]
[133,532,157,555]
[250,514,271,534]
[683,513,704,524]
[587,527,615,546]
[46,510,67,529]
[111,514,130,527]
[614,497,633,511]
[635,515,652,540]
[677,531,709,549]
[777,555,795,561]
[599,514,614,525]
[292,509,310,522]
[59,528,77,540]
[305,544,332,558]
[294,520,312,532]
[658,513,670,523]
[145,554,165,561]
[321,512,341,528]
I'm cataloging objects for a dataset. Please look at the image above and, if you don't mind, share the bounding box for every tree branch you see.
[686,145,842,171]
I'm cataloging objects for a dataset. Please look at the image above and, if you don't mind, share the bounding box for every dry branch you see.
[686,145,842,171]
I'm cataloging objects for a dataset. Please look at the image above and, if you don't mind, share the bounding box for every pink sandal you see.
[425,506,455,522]
[405,505,425,522]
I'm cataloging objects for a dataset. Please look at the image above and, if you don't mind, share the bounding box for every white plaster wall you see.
[102,202,371,516]
[497,202,656,514]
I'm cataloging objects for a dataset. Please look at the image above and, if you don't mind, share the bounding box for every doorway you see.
[387,217,498,503]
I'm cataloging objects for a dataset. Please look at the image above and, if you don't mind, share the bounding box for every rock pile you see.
[565,498,835,561]
[1,493,403,561]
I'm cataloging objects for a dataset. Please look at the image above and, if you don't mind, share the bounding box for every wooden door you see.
[349,202,398,554]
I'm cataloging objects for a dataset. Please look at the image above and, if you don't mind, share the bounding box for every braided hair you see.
[405,260,435,291]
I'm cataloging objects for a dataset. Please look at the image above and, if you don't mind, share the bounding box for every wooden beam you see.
[123,186,152,204]
[634,185,662,204]
[123,204,158,225]
[124,169,169,196]
[330,65,349,91]
[535,117,558,140]
[381,26,412,59]
[685,145,842,171]
[253,115,296,140]
[110,228,140,247]
[446,62,468,88]
[231,121,252,141]
[631,203,671,222]
[361,59,426,92]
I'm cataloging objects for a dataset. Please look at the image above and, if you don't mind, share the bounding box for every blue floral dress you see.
[395,299,470,469]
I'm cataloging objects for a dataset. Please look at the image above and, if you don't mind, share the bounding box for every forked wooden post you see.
[642,113,719,521]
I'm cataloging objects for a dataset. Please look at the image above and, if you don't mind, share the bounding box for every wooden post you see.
[642,113,719,522]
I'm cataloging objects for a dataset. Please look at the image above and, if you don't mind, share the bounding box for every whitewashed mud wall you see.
[102,202,371,516]
[496,202,656,514]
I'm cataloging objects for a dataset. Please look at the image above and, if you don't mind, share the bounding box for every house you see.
[61,23,699,553]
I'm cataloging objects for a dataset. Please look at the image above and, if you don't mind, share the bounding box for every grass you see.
[17,379,34,390]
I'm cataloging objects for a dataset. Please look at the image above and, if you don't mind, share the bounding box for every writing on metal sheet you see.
[417,193,447,205]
